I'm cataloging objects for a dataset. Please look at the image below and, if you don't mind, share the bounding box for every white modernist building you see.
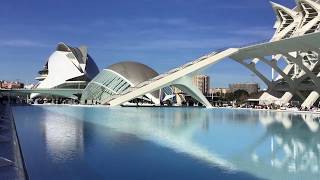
[100,1,320,108]
[230,0,320,108]
[251,0,320,108]
[31,42,99,99]
[80,61,173,105]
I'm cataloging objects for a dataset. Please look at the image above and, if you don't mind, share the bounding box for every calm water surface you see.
[12,106,320,180]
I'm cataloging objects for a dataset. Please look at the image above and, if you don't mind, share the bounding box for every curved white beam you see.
[107,48,239,107]
[232,58,274,88]
[173,76,212,107]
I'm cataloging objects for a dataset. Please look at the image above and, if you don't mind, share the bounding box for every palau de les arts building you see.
[32,0,320,108]
[32,43,99,99]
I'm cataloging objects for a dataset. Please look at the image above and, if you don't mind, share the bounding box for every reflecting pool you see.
[12,106,320,180]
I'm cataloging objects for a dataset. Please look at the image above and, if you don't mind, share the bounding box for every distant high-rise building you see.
[193,75,210,95]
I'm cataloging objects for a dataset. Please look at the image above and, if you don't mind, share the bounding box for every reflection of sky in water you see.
[42,110,84,162]
[14,106,320,180]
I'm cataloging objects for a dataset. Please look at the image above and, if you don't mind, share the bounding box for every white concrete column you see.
[301,91,320,108]
[280,92,293,104]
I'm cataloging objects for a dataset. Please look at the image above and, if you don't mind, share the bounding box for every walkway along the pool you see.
[0,104,28,180]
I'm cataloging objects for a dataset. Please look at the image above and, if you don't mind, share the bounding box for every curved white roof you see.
[107,61,159,86]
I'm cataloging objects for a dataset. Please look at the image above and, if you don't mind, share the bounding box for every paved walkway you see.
[0,104,27,180]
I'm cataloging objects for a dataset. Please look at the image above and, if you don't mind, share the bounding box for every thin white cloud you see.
[229,26,274,37]
[0,39,49,48]
[92,17,190,28]
[100,36,259,51]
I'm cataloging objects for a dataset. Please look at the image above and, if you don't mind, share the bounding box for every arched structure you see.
[80,61,173,105]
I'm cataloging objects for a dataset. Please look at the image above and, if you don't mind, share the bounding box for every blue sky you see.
[0,0,296,88]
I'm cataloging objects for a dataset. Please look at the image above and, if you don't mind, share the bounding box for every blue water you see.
[12,106,320,180]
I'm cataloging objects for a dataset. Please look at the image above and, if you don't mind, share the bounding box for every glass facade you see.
[80,70,131,104]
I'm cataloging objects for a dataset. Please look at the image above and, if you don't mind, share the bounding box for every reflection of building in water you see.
[42,108,84,162]
[52,106,320,179]
[259,111,293,129]
[248,112,320,176]
[120,109,320,179]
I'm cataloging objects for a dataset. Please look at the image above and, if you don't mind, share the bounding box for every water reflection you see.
[231,111,320,179]
[259,112,320,176]
[43,106,320,180]
[42,107,85,162]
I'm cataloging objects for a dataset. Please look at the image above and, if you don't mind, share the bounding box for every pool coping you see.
[0,104,28,180]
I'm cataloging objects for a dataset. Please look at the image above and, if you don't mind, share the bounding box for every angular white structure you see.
[103,30,320,107]
[232,0,320,109]
[31,43,99,99]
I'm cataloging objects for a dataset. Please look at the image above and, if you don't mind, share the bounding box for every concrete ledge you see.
[0,105,28,180]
